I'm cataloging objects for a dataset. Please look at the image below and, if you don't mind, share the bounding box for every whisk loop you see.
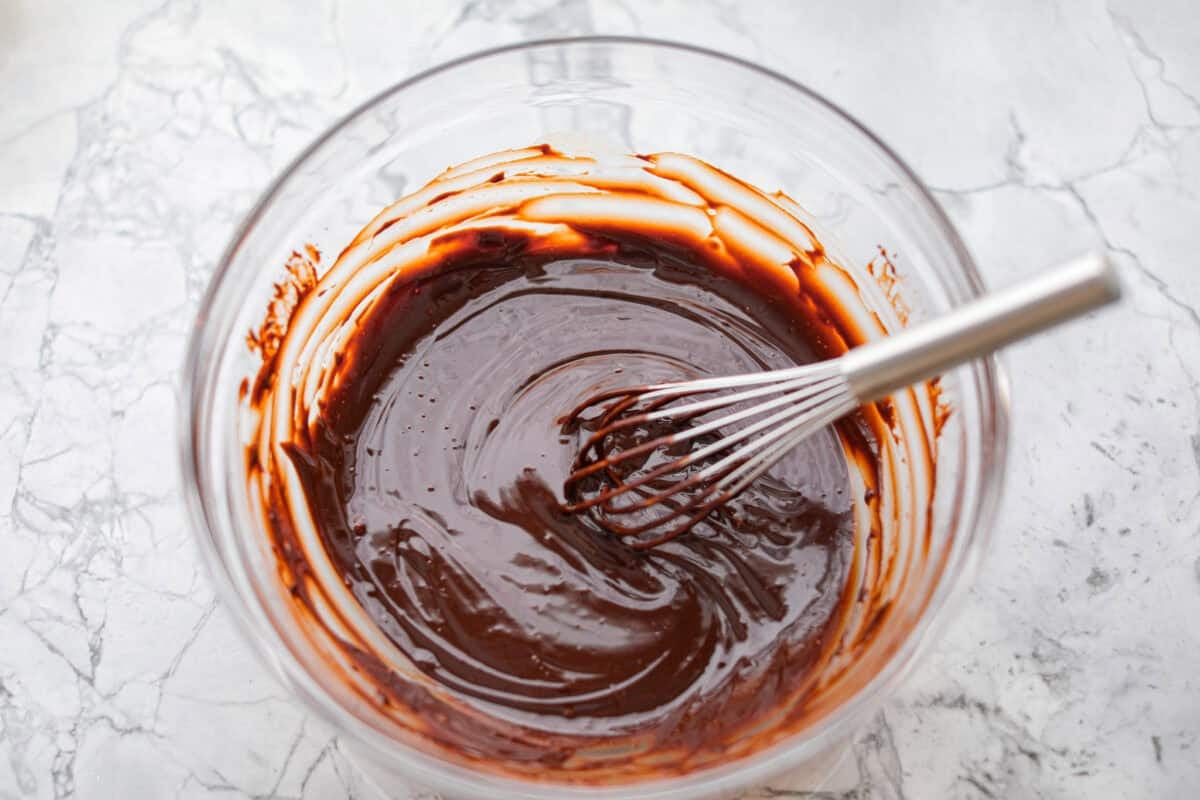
[562,363,857,548]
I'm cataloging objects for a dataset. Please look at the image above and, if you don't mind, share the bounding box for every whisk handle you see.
[841,252,1121,402]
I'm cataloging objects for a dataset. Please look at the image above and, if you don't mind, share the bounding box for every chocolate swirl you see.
[244,145,940,780]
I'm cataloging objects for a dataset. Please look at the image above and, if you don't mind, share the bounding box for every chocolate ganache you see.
[244,145,940,780]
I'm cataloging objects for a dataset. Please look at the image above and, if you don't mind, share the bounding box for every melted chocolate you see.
[246,147,936,780]
[289,228,859,750]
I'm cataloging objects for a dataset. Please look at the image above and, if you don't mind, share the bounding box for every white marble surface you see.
[2,1,1199,797]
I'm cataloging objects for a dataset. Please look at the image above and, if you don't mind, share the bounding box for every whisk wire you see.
[567,371,846,485]
[562,363,855,547]
[571,392,854,549]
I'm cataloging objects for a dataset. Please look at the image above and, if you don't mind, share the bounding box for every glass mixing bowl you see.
[180,37,1008,800]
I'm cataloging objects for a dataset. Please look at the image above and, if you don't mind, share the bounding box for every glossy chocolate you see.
[245,147,938,780]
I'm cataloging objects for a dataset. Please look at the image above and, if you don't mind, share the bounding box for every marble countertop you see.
[3,1,1198,797]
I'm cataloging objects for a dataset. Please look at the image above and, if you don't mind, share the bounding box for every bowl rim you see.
[178,34,1010,799]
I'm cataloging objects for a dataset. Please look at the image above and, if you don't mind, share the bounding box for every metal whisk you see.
[562,253,1121,548]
